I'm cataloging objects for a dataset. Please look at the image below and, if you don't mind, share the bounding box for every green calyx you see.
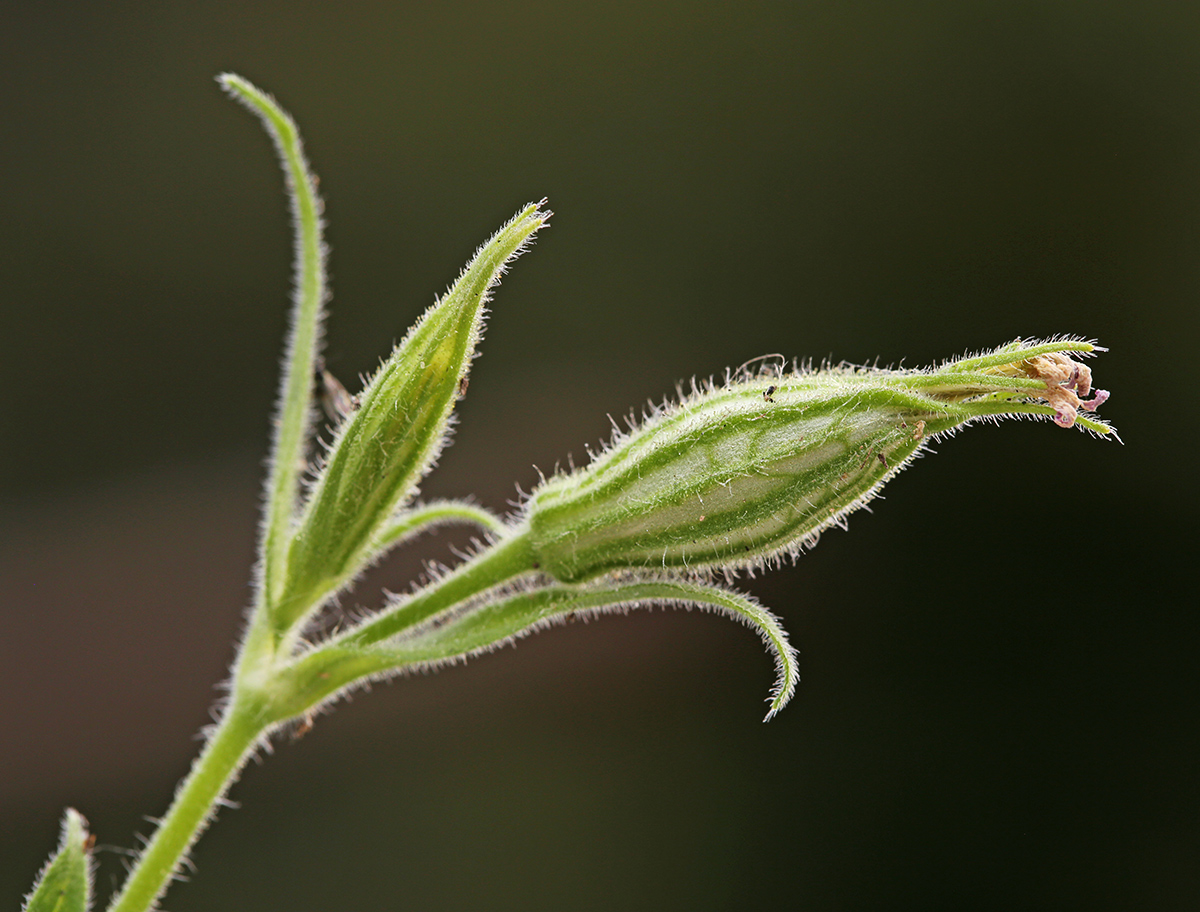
[525,339,1115,583]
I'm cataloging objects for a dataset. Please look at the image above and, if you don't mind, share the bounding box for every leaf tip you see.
[22,808,93,912]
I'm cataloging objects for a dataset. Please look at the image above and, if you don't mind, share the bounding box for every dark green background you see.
[2,2,1196,909]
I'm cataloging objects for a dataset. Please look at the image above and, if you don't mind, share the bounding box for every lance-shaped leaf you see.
[218,74,329,609]
[525,338,1115,582]
[271,576,797,722]
[23,809,92,912]
[277,203,550,628]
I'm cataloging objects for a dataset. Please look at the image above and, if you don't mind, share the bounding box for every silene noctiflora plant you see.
[23,75,1119,912]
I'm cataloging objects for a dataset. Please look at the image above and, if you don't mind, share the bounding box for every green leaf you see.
[276,202,549,630]
[23,809,92,912]
[400,577,799,720]
[217,74,329,610]
[273,574,798,722]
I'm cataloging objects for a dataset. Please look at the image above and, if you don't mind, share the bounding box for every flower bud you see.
[279,203,549,621]
[526,340,1113,583]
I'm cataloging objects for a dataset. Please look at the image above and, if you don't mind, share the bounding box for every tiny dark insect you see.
[458,375,469,397]
[763,385,777,403]
[877,451,888,468]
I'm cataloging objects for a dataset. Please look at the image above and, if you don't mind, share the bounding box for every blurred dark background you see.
[2,2,1196,909]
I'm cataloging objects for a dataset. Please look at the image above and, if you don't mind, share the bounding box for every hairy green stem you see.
[265,535,538,719]
[337,533,536,649]
[105,699,267,912]
[104,534,536,912]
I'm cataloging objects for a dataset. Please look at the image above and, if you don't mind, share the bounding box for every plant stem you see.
[338,532,537,649]
[103,536,534,912]
[106,699,267,912]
